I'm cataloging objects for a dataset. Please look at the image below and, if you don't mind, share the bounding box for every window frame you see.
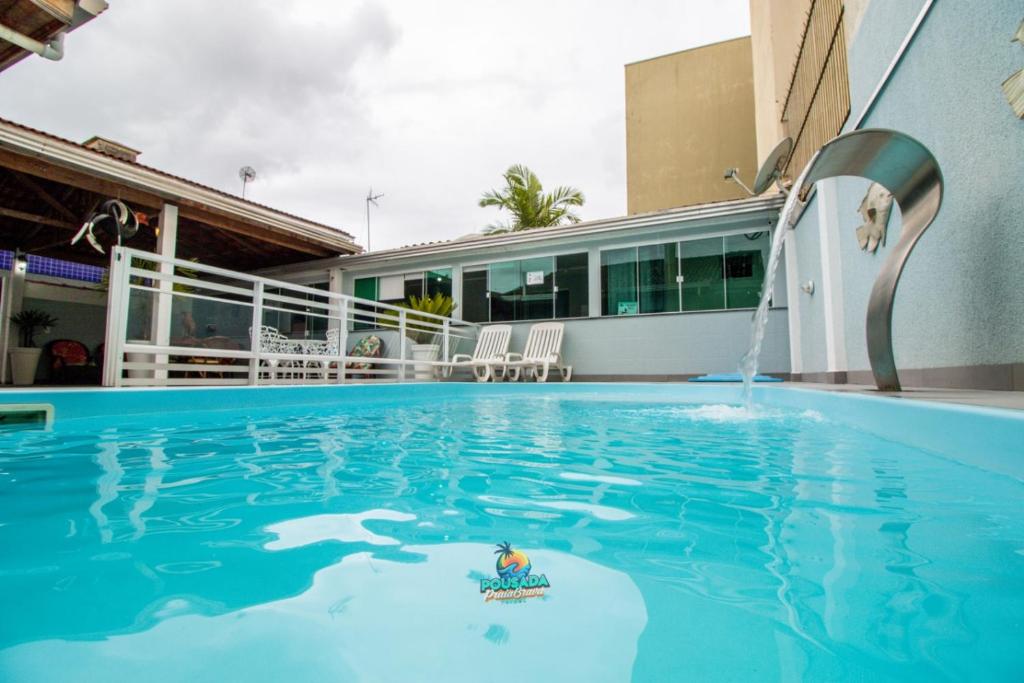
[596,226,777,318]
[460,249,591,324]
[350,265,456,303]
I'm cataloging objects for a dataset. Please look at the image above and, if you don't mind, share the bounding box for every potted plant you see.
[400,293,455,380]
[9,309,58,385]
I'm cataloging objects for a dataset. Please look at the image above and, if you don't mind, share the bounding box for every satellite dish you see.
[723,137,793,196]
[751,137,793,195]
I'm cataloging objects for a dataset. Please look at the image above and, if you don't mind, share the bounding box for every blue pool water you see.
[0,384,1022,681]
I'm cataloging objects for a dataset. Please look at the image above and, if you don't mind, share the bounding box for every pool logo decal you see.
[480,541,550,603]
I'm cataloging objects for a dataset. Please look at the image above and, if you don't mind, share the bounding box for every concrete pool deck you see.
[786,382,1024,412]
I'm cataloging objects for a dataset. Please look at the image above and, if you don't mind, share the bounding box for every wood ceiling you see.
[0,147,344,271]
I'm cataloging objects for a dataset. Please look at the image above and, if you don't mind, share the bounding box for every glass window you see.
[378,275,404,304]
[426,268,453,298]
[403,273,424,302]
[638,243,680,314]
[724,233,768,309]
[555,252,588,318]
[601,247,638,316]
[353,277,380,330]
[520,256,553,321]
[462,268,488,323]
[681,237,725,311]
[353,277,377,301]
[488,260,520,322]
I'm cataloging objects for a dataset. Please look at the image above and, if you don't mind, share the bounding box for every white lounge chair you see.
[439,324,511,382]
[495,321,572,382]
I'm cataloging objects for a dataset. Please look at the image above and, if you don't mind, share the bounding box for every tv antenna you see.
[724,137,793,196]
[365,188,383,251]
[239,166,256,198]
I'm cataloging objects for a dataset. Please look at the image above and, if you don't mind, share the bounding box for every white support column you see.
[450,266,463,315]
[0,255,26,383]
[151,203,178,382]
[816,179,848,374]
[586,246,601,317]
[328,267,347,384]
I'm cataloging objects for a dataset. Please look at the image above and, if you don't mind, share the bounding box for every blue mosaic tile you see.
[0,250,106,284]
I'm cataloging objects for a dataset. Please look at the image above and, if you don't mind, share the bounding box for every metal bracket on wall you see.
[795,129,943,391]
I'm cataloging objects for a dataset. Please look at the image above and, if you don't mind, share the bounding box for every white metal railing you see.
[102,247,480,387]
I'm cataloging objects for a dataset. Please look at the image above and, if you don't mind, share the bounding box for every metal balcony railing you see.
[102,247,480,387]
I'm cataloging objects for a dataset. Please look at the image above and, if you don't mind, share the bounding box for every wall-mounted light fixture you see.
[800,280,815,295]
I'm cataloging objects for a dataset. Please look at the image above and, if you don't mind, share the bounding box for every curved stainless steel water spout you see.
[796,129,943,392]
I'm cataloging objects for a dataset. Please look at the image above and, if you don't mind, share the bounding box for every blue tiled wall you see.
[0,250,106,284]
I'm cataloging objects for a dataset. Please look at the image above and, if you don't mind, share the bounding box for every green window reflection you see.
[681,237,725,311]
[353,276,378,330]
[426,268,453,298]
[638,242,680,314]
[520,256,553,320]
[724,233,768,309]
[488,260,520,321]
[555,252,589,318]
[601,247,638,315]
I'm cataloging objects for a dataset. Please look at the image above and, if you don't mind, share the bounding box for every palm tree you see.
[479,164,584,234]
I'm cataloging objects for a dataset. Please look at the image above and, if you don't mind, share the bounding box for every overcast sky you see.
[0,1,749,250]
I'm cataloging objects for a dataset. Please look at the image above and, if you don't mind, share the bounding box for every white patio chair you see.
[299,328,341,381]
[250,325,299,379]
[494,321,572,383]
[437,324,511,382]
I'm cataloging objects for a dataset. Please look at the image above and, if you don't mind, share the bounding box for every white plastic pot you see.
[410,343,440,380]
[9,347,42,386]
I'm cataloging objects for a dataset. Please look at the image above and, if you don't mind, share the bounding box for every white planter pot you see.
[125,350,155,379]
[125,342,155,379]
[9,347,42,386]
[410,343,440,380]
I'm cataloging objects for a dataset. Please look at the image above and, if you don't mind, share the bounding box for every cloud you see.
[0,0,749,250]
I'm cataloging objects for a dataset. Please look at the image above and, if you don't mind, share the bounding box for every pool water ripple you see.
[0,396,1022,681]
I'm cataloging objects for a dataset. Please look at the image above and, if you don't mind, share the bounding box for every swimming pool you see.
[1,384,1021,681]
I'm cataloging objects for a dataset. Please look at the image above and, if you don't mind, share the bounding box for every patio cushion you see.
[346,335,383,370]
[48,339,89,368]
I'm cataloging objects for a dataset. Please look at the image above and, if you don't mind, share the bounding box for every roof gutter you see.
[0,23,65,61]
[337,194,784,267]
[0,120,360,253]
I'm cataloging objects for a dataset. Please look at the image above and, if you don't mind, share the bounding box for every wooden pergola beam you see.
[177,203,334,257]
[9,170,79,222]
[0,147,338,257]
[0,147,164,209]
[0,205,77,230]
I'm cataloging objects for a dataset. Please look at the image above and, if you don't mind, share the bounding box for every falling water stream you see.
[738,161,815,407]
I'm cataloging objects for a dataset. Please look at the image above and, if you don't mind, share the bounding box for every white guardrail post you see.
[398,309,407,382]
[337,298,348,385]
[112,248,132,387]
[443,320,450,363]
[249,281,264,385]
[102,248,125,387]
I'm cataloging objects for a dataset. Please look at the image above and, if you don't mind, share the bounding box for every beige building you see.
[625,36,758,214]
